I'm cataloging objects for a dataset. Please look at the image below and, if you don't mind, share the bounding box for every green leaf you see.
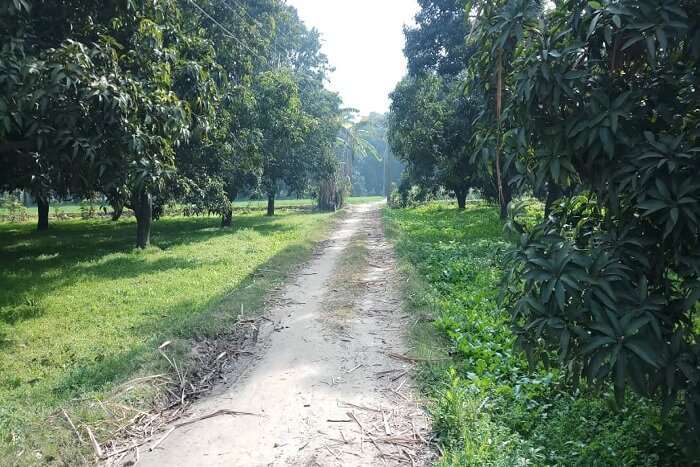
[621,35,643,50]
[599,127,614,157]
[645,36,656,66]
[582,336,616,354]
[638,199,667,216]
[588,13,602,39]
[623,315,650,336]
[656,27,668,51]
[560,328,571,361]
[614,350,626,405]
[625,340,659,368]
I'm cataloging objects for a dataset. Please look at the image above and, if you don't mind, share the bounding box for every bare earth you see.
[139,202,433,466]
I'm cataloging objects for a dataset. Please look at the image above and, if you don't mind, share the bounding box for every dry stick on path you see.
[174,409,261,429]
[385,351,449,363]
[149,427,175,452]
[339,400,382,413]
[153,410,261,454]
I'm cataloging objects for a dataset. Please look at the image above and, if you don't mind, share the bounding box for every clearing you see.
[135,203,433,466]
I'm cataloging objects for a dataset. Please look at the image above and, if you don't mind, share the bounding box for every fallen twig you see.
[85,425,103,459]
[346,363,363,373]
[339,401,382,413]
[347,411,366,453]
[382,411,391,436]
[149,427,175,452]
[385,352,449,363]
[325,445,342,461]
[62,409,84,443]
[395,377,408,392]
[174,409,261,429]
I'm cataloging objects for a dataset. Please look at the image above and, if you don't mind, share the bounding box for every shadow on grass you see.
[0,214,294,313]
[45,238,314,407]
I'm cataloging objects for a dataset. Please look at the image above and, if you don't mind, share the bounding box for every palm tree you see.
[336,109,380,180]
[318,109,380,210]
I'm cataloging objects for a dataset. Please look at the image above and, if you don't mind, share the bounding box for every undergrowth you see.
[385,201,690,466]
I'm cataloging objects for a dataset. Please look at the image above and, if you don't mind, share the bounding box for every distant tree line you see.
[0,0,345,246]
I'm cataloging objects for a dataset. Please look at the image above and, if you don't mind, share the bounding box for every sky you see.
[287,0,419,116]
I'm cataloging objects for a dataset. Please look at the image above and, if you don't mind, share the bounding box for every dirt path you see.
[139,203,433,466]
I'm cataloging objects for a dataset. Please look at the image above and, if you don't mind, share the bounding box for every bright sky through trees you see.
[287,0,418,115]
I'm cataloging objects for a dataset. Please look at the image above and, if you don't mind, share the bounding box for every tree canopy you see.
[0,0,342,244]
[389,0,700,439]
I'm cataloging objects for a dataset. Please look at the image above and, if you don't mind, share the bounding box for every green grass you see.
[0,202,82,217]
[345,195,384,204]
[385,201,689,467]
[0,209,336,463]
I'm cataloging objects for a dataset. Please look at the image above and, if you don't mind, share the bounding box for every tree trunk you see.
[221,206,233,227]
[111,202,124,221]
[544,183,562,218]
[133,190,152,249]
[384,147,391,201]
[37,198,49,231]
[500,182,512,220]
[267,193,275,217]
[318,179,337,211]
[456,189,467,210]
[495,49,508,220]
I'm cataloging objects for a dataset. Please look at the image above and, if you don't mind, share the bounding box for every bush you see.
[386,202,691,465]
[1,196,28,223]
[79,197,97,219]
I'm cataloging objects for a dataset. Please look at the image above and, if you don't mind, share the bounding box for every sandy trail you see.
[139,202,433,466]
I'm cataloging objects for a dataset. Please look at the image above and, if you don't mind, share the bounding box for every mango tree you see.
[495,0,700,432]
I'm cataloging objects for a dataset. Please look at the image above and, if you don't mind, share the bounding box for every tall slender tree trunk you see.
[456,188,467,210]
[495,50,507,219]
[133,190,152,249]
[267,193,275,217]
[384,146,391,201]
[501,182,512,219]
[37,198,49,231]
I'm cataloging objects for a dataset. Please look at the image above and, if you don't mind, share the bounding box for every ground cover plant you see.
[385,201,691,466]
[0,208,336,462]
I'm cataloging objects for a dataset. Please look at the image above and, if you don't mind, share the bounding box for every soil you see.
[137,203,434,466]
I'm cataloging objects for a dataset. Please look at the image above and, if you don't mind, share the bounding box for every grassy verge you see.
[0,209,337,464]
[384,202,688,466]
